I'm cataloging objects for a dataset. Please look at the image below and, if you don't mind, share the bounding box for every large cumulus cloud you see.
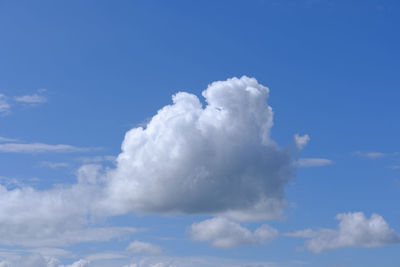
[104,76,294,221]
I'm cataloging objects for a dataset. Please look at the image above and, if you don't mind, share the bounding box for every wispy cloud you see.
[77,155,116,163]
[0,136,18,142]
[39,161,70,168]
[126,241,162,254]
[0,94,10,116]
[0,143,97,153]
[14,88,47,104]
[353,151,386,159]
[296,158,333,167]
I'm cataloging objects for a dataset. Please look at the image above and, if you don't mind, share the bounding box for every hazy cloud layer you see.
[0,165,139,247]
[286,212,400,253]
[190,217,278,248]
[104,76,294,221]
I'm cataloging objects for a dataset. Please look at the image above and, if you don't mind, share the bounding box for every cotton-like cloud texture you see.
[105,76,294,221]
[190,217,278,248]
[0,77,293,258]
[0,165,138,247]
[0,254,90,267]
[287,212,400,253]
[294,134,310,150]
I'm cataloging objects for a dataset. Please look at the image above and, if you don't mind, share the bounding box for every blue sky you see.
[0,0,399,266]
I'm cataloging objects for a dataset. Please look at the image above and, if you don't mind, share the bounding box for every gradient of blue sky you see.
[0,1,399,266]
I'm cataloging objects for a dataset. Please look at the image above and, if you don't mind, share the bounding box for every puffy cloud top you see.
[287,212,400,253]
[190,217,278,248]
[105,76,294,221]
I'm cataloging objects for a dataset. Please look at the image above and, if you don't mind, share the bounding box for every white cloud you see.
[123,256,279,267]
[104,76,294,221]
[0,165,139,247]
[40,162,70,169]
[0,143,95,153]
[0,77,294,251]
[126,241,162,254]
[0,255,90,267]
[296,158,333,167]
[0,137,17,142]
[189,217,278,248]
[62,259,90,267]
[294,134,310,150]
[77,155,116,164]
[14,89,47,104]
[0,254,60,267]
[286,212,400,253]
[354,151,386,159]
[0,94,10,116]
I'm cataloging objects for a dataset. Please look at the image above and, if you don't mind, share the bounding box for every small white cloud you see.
[0,143,95,153]
[286,212,400,253]
[296,158,333,167]
[40,162,70,169]
[294,134,310,150]
[126,241,162,254]
[354,151,386,159]
[0,94,10,116]
[14,89,47,104]
[189,217,278,248]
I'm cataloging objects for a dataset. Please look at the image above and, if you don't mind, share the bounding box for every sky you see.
[0,0,400,266]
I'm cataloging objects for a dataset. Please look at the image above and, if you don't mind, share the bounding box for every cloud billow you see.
[104,76,294,221]
[286,212,400,253]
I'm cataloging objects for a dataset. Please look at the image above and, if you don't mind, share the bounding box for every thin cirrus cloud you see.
[189,217,278,248]
[0,89,47,117]
[39,161,70,169]
[14,88,47,104]
[0,136,18,142]
[0,94,10,115]
[353,151,386,159]
[0,142,97,153]
[285,212,400,253]
[296,158,333,167]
